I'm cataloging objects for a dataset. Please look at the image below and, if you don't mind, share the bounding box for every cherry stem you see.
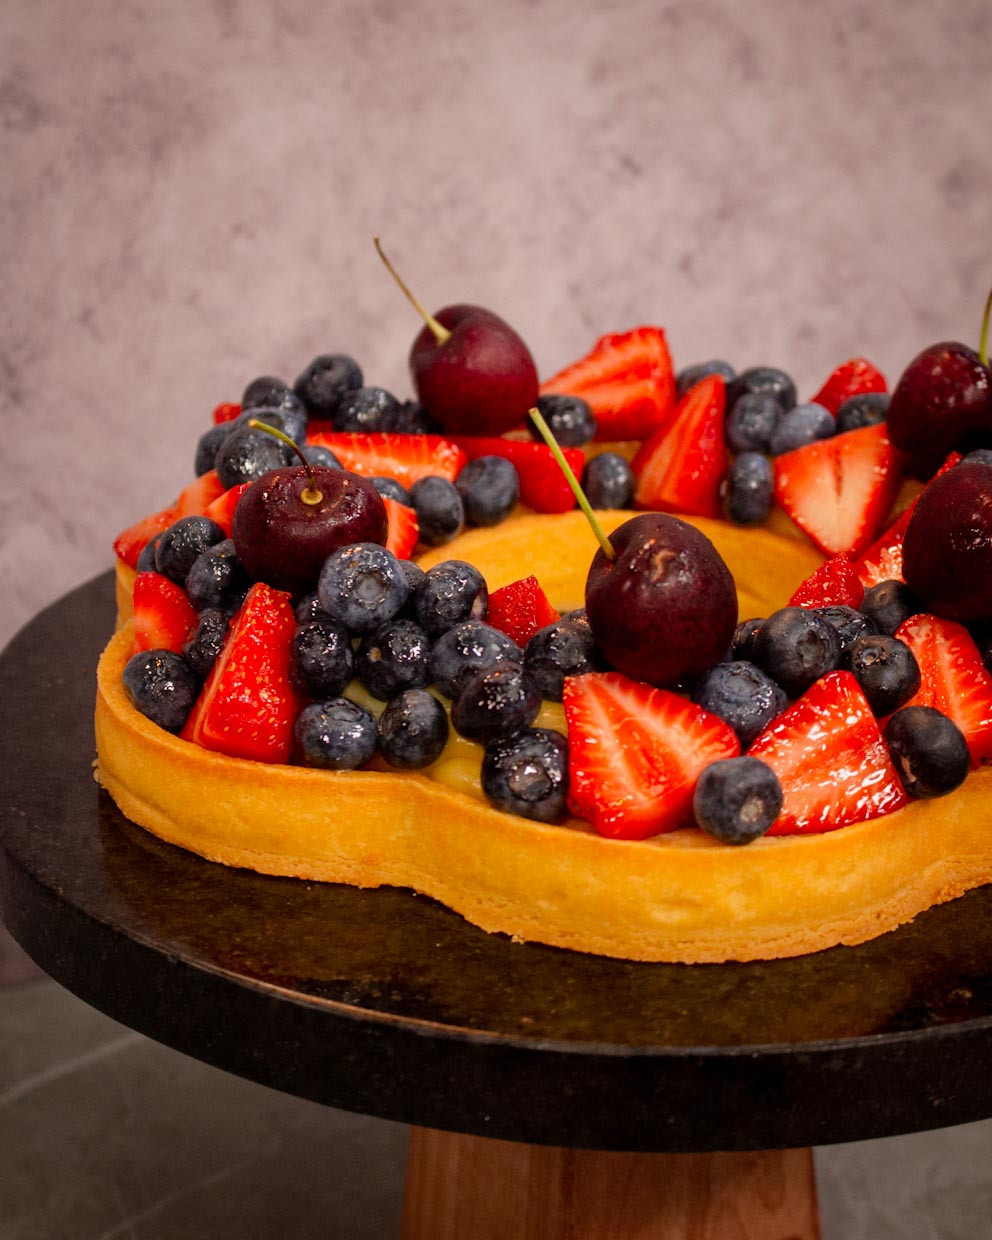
[373,236,451,346]
[248,419,323,506]
[527,407,615,561]
[980,286,992,368]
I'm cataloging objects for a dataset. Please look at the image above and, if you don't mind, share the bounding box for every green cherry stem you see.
[527,406,615,561]
[247,419,323,506]
[979,285,992,368]
[373,235,452,346]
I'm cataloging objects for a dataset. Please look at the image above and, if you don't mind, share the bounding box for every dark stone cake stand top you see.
[3,573,992,1152]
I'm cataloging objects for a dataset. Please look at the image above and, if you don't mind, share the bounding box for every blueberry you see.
[334,385,403,433]
[725,392,782,454]
[768,402,835,455]
[751,606,843,698]
[410,476,465,546]
[294,699,377,770]
[860,579,921,636]
[369,475,411,505]
[214,425,288,489]
[122,649,199,733]
[691,661,787,748]
[430,620,522,699]
[531,394,596,446]
[414,560,488,639]
[317,543,409,635]
[398,559,426,600]
[136,532,165,574]
[693,756,783,844]
[836,391,889,434]
[451,661,541,743]
[726,366,797,414]
[481,728,569,823]
[155,516,227,585]
[731,618,764,661]
[182,609,229,678]
[581,452,635,509]
[241,375,292,409]
[301,444,342,469]
[195,423,231,477]
[848,634,921,716]
[241,398,307,448]
[185,538,251,613]
[720,452,773,526]
[392,399,441,435]
[815,604,878,660]
[376,690,449,770]
[294,592,331,623]
[676,359,736,397]
[524,612,603,702]
[290,617,354,698]
[960,448,992,468]
[884,706,970,798]
[455,456,520,526]
[356,618,432,700]
[293,354,363,419]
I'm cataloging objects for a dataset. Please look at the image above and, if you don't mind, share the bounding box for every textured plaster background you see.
[2,1,991,1235]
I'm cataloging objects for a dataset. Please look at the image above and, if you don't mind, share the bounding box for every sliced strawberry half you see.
[788,555,864,609]
[486,576,560,647]
[212,401,242,425]
[450,436,584,513]
[383,496,419,559]
[631,374,727,519]
[773,422,902,558]
[894,613,992,766]
[306,432,467,490]
[113,505,176,569]
[203,482,252,538]
[810,357,887,416]
[181,582,304,764]
[563,671,740,840]
[749,670,908,834]
[131,572,198,655]
[175,469,227,519]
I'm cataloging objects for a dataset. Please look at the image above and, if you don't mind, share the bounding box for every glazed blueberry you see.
[676,359,736,397]
[581,452,635,509]
[848,634,921,716]
[334,385,403,433]
[884,706,970,797]
[693,756,783,844]
[451,661,541,743]
[136,532,165,574]
[725,392,782,454]
[195,423,231,477]
[295,699,377,770]
[860,579,921,636]
[185,538,251,613]
[398,559,426,599]
[414,560,488,639]
[214,425,288,489]
[531,394,597,446]
[691,661,787,748]
[524,613,603,702]
[293,354,363,419]
[410,476,465,546]
[182,609,229,678]
[960,448,992,468]
[122,649,199,733]
[370,476,411,505]
[751,606,843,698]
[726,366,797,413]
[455,456,520,526]
[720,452,773,526]
[356,618,432,700]
[836,391,890,434]
[241,374,293,410]
[768,402,834,455]
[317,543,409,635]
[730,618,764,662]
[392,399,441,435]
[815,604,878,660]
[294,592,331,623]
[156,516,227,585]
[301,444,342,469]
[241,398,307,448]
[481,728,569,823]
[290,616,354,698]
[376,689,449,770]
[430,620,522,699]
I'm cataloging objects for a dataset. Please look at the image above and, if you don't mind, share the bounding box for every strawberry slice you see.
[306,432,467,490]
[631,374,727,518]
[788,555,864,608]
[181,582,303,763]
[810,357,887,416]
[749,670,908,834]
[563,671,740,839]
[202,482,251,538]
[113,505,176,569]
[212,401,242,425]
[383,496,420,559]
[131,572,198,655]
[773,422,902,558]
[539,326,677,440]
[486,576,560,647]
[175,469,227,519]
[450,436,584,513]
[894,613,992,766]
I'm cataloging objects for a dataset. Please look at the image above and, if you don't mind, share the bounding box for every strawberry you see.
[306,432,467,490]
[383,496,420,559]
[773,422,902,558]
[788,555,864,608]
[174,469,227,519]
[810,358,887,416]
[631,374,727,518]
[202,482,252,538]
[181,582,303,763]
[894,613,992,766]
[113,505,176,569]
[486,576,560,647]
[212,401,242,425]
[749,670,908,834]
[450,436,584,513]
[539,326,677,440]
[563,671,740,839]
[131,572,198,655]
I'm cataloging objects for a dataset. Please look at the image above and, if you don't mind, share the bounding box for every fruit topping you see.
[809,357,887,416]
[676,359,736,396]
[182,609,229,679]
[725,391,782,455]
[293,354,363,420]
[409,475,465,546]
[202,482,251,538]
[788,555,865,609]
[847,633,921,716]
[767,401,834,456]
[725,366,796,413]
[836,391,889,434]
[523,611,603,702]
[414,561,488,640]
[450,435,585,515]
[454,456,520,527]
[317,543,409,635]
[382,496,419,560]
[185,539,251,614]
[131,572,199,655]
[430,620,521,699]
[750,606,842,698]
[122,649,200,734]
[307,431,467,491]
[485,575,560,648]
[631,373,727,519]
[334,385,403,433]
[690,661,787,748]
[355,618,431,700]
[290,616,354,699]
[113,506,176,570]
[211,401,241,425]
[215,424,290,489]
[581,452,635,509]
[481,727,570,823]
[451,661,542,743]
[860,579,920,636]
[720,451,774,526]
[377,689,450,770]
[530,394,596,446]
[295,698,377,770]
[883,706,971,798]
[692,756,783,845]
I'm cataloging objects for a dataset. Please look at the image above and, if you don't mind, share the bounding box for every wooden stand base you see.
[402,1127,821,1240]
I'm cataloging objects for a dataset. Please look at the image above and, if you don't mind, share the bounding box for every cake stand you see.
[3,574,992,1238]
